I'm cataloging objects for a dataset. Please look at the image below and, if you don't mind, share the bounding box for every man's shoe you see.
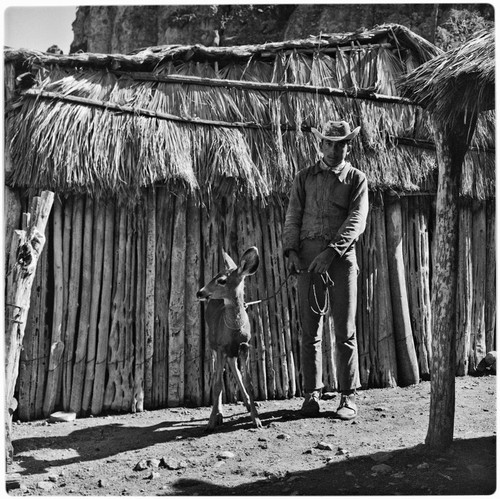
[335,393,357,420]
[300,391,321,416]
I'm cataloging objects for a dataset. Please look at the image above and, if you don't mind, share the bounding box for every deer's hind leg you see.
[227,344,262,428]
[206,350,226,431]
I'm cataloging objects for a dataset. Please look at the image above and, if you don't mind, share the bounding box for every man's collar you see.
[313,160,350,181]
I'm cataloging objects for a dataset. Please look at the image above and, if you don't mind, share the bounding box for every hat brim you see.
[311,126,361,142]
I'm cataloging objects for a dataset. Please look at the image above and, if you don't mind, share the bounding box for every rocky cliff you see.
[70,4,493,54]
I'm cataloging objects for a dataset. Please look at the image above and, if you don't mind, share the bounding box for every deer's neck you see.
[223,295,248,330]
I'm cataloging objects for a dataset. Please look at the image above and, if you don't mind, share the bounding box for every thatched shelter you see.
[4,24,495,421]
[399,29,495,449]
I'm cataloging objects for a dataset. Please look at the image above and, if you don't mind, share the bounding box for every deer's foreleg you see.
[206,350,226,431]
[230,344,262,429]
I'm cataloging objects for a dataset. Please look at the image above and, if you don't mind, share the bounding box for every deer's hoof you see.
[206,413,223,432]
[253,417,263,429]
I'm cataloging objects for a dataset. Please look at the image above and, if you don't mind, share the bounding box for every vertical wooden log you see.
[485,200,496,353]
[120,210,136,412]
[258,203,283,398]
[270,202,296,396]
[250,200,274,399]
[202,204,218,406]
[144,190,156,408]
[426,115,476,450]
[43,198,65,416]
[385,195,419,386]
[5,191,54,462]
[59,197,73,407]
[168,195,187,406]
[82,202,106,414]
[134,200,146,412]
[402,196,432,379]
[104,209,127,411]
[4,63,22,275]
[34,235,50,419]
[91,202,115,415]
[154,189,174,407]
[184,195,203,406]
[455,203,472,375]
[18,219,48,420]
[62,196,85,410]
[469,200,487,371]
[70,198,94,414]
[358,201,398,388]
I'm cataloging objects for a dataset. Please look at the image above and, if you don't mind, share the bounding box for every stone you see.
[148,459,161,468]
[49,411,76,423]
[371,464,393,474]
[370,451,393,463]
[145,472,160,480]
[317,442,335,451]
[134,459,149,471]
[37,481,55,491]
[48,474,59,482]
[217,451,236,460]
[336,447,349,456]
[277,433,291,440]
[416,462,430,470]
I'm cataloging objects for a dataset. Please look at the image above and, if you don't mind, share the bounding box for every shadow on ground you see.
[169,436,496,496]
[12,407,303,476]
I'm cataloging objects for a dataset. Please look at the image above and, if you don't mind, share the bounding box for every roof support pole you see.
[5,191,54,463]
[426,113,477,450]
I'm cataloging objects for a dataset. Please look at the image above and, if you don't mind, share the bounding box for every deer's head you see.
[197,247,259,302]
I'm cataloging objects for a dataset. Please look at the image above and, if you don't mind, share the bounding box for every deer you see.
[196,246,263,431]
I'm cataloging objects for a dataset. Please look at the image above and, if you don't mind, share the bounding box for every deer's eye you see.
[217,277,227,286]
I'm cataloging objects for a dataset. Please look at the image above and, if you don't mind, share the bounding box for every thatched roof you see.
[4,24,494,202]
[398,30,494,124]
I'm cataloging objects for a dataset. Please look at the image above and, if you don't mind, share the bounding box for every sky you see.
[4,5,77,53]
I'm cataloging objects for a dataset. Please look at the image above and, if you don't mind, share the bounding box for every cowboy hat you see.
[311,120,361,142]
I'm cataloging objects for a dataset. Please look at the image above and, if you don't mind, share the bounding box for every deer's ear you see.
[238,246,259,276]
[222,250,237,270]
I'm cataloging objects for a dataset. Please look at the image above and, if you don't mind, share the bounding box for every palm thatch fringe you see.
[5,26,494,201]
[398,30,495,124]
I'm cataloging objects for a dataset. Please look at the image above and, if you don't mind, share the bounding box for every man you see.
[283,120,369,420]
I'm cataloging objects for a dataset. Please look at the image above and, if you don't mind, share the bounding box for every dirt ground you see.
[7,375,496,496]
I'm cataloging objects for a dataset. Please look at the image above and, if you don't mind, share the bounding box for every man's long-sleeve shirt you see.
[283,161,369,257]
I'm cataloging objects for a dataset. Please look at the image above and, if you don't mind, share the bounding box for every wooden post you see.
[70,197,94,414]
[456,203,473,375]
[43,197,65,416]
[5,191,54,463]
[426,114,477,450]
[356,200,398,388]
[62,197,84,410]
[168,195,187,406]
[91,202,115,415]
[470,200,487,370]
[184,195,203,406]
[385,195,419,385]
[133,200,146,412]
[82,202,106,414]
[144,190,156,408]
[402,196,432,379]
[485,200,496,353]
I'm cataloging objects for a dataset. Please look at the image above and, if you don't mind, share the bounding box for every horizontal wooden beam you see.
[114,71,418,106]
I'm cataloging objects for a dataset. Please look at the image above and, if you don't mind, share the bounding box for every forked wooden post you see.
[5,190,54,463]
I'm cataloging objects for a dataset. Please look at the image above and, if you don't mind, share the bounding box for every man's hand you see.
[286,250,301,275]
[308,247,337,274]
